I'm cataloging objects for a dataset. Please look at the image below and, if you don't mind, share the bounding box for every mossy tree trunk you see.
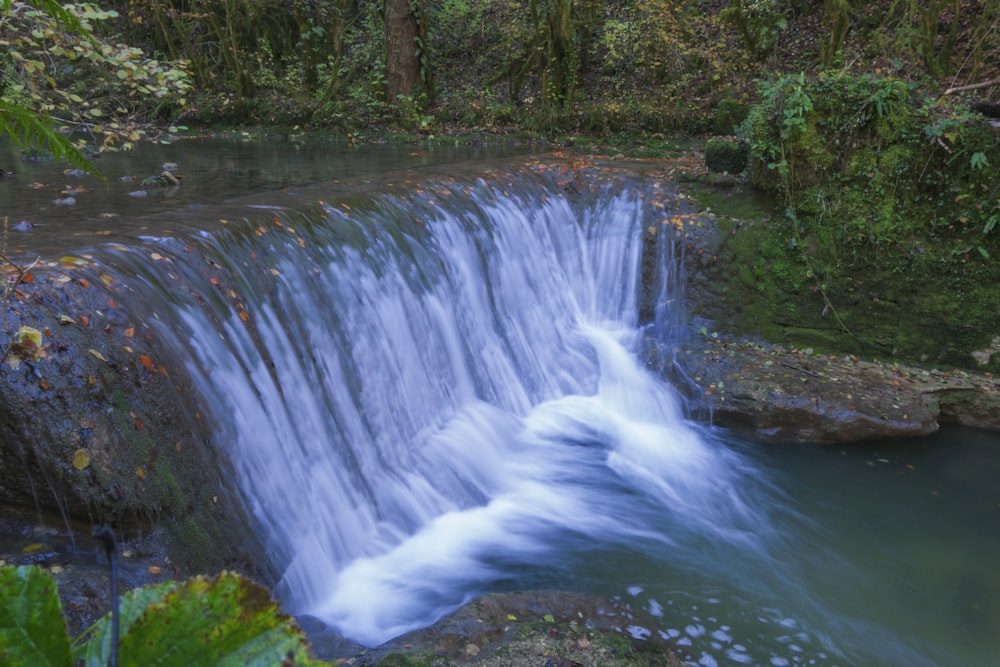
[384,0,432,103]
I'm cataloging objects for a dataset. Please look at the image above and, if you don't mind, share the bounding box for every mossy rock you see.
[705,137,749,174]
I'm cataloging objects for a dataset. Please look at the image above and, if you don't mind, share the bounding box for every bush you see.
[714,99,748,135]
[705,137,749,173]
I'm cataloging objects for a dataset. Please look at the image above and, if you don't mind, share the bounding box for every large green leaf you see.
[74,580,181,667]
[0,565,73,667]
[82,572,325,667]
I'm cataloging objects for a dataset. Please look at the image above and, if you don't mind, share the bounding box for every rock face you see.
[0,260,258,574]
[659,335,1000,443]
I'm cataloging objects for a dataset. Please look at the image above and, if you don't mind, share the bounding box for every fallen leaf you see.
[139,355,155,370]
[72,448,90,470]
[16,326,43,349]
[23,543,44,553]
[135,466,147,480]
[124,327,135,337]
[88,348,107,362]
[148,565,161,575]
[58,314,76,325]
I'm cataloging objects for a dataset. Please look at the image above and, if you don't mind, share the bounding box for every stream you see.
[1,137,998,667]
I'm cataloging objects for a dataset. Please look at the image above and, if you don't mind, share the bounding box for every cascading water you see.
[87,167,973,667]
[173,176,782,644]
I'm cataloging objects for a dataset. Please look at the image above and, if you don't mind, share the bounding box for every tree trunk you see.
[384,0,420,101]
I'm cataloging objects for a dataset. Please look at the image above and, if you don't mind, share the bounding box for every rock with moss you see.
[342,591,693,667]
[0,260,257,576]
[708,72,1000,371]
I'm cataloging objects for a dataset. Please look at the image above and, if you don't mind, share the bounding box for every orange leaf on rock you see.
[139,355,155,370]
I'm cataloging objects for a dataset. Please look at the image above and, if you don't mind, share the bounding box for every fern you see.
[1,0,101,176]
[0,99,99,176]
[1,0,95,43]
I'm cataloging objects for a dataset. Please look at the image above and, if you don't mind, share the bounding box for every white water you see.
[162,180,782,647]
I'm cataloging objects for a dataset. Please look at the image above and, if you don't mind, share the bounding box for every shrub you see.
[705,137,749,173]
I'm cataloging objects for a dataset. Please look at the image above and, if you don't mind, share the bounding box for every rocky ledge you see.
[307,591,693,667]
[660,334,1000,443]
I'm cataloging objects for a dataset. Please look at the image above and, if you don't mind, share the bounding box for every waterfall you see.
[98,170,777,647]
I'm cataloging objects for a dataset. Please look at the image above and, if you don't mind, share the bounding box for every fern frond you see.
[2,0,98,45]
[0,99,99,175]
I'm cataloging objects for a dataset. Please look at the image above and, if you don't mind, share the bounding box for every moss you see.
[377,653,437,667]
[714,99,748,135]
[705,137,749,174]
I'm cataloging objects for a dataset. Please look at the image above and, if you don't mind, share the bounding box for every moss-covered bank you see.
[698,72,1000,371]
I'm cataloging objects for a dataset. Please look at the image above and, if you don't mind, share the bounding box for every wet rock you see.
[335,591,693,667]
[0,261,259,575]
[663,335,1000,443]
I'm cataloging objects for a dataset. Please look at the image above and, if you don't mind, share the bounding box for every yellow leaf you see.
[16,326,43,348]
[23,543,44,553]
[88,349,107,362]
[135,466,147,480]
[150,252,165,261]
[72,448,91,470]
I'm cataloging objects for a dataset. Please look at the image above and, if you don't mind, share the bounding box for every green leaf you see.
[74,581,180,667]
[80,572,325,667]
[0,565,73,667]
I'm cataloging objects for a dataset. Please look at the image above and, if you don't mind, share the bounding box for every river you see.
[1,137,997,667]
